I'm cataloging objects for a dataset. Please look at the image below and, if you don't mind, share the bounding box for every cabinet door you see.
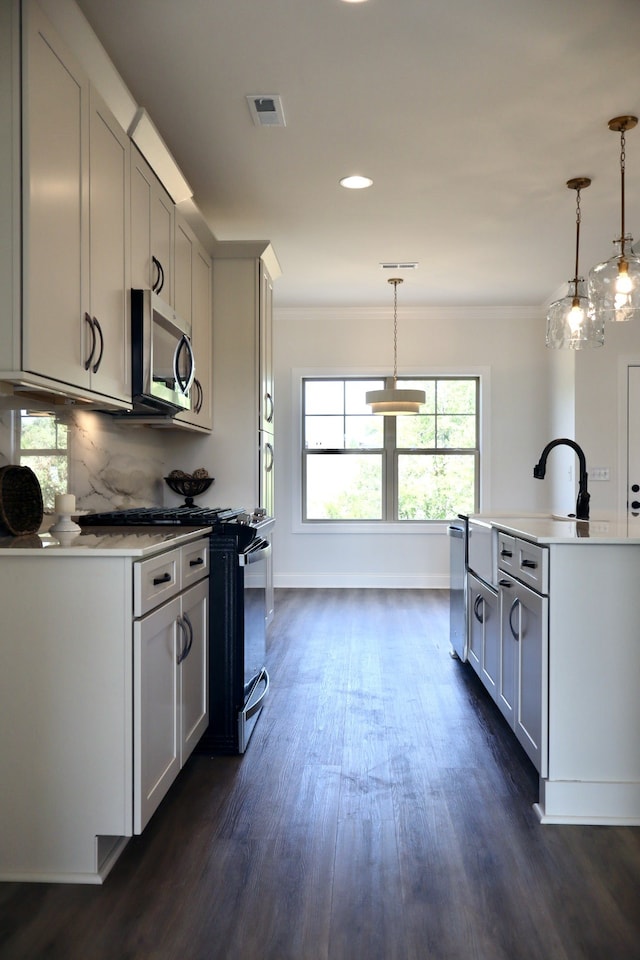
[498,577,518,728]
[467,574,483,676]
[259,430,275,517]
[23,4,90,387]
[88,88,130,401]
[131,144,174,301]
[468,573,499,702]
[174,224,212,431]
[481,586,499,702]
[499,575,548,774]
[514,581,548,775]
[179,578,209,762]
[174,214,193,328]
[134,596,181,833]
[259,261,274,433]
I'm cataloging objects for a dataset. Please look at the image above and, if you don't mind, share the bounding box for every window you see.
[16,411,69,511]
[302,377,479,522]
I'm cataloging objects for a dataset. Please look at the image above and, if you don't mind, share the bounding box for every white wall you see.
[575,320,640,516]
[272,304,551,588]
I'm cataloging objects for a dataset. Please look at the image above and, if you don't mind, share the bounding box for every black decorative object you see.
[0,465,44,535]
[164,473,214,507]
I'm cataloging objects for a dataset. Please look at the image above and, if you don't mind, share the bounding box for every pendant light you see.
[589,115,640,323]
[546,178,604,349]
[366,278,425,415]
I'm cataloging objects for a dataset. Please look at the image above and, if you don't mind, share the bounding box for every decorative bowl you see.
[164,475,214,507]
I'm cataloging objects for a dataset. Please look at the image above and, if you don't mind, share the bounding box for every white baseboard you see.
[274,573,450,589]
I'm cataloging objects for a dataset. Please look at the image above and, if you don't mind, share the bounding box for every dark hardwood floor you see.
[1,588,639,960]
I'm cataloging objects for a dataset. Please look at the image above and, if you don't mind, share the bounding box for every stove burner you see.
[79,506,243,527]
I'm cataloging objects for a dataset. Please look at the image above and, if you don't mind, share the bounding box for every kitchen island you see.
[464,514,640,826]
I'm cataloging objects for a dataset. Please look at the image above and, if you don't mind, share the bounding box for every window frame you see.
[301,374,482,525]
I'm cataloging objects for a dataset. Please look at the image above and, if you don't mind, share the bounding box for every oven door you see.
[238,537,272,752]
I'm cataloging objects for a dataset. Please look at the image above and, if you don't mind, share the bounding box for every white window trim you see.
[291,365,491,534]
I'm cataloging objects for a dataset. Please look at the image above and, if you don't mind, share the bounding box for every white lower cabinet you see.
[0,533,209,884]
[134,577,208,833]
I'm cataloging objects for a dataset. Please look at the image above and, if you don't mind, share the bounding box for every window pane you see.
[20,454,68,511]
[305,416,345,449]
[436,379,476,414]
[396,414,436,449]
[402,379,435,413]
[305,380,344,415]
[306,454,382,519]
[397,453,475,520]
[20,414,68,450]
[437,414,476,448]
[345,380,383,414]
[345,415,383,449]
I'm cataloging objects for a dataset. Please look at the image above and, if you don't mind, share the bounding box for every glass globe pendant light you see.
[546,178,604,349]
[589,115,640,323]
[366,278,426,415]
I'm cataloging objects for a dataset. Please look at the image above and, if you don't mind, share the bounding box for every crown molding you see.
[275,304,544,323]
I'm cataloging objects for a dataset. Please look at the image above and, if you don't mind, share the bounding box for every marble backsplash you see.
[0,406,175,514]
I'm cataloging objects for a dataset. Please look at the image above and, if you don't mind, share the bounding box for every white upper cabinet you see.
[174,212,212,432]
[86,88,130,400]
[0,0,213,419]
[21,2,130,405]
[130,143,174,305]
[174,213,194,328]
[211,245,280,512]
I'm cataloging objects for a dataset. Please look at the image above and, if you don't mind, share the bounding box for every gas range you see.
[78,506,274,551]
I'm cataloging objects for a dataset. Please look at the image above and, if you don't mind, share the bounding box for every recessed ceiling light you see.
[341,0,369,4]
[340,175,373,189]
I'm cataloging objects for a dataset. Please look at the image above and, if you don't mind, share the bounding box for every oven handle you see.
[245,668,270,721]
[239,538,272,566]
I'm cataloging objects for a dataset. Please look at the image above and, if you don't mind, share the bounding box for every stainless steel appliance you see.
[448,516,467,660]
[130,289,195,413]
[200,527,272,754]
[79,505,273,754]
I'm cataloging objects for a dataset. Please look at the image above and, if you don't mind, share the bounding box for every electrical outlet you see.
[590,467,610,481]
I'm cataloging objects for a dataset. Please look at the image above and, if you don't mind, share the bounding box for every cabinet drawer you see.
[181,538,209,588]
[497,532,517,573]
[134,548,180,617]
[515,538,548,594]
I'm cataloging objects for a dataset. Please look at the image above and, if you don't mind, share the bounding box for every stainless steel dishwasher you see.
[447,517,467,660]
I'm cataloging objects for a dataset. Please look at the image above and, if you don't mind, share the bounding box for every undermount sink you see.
[551,514,588,522]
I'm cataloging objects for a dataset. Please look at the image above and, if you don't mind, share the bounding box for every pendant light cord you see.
[573,186,582,300]
[620,126,627,253]
[389,277,402,385]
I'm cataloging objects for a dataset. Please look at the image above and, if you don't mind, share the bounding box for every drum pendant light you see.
[546,178,604,349]
[366,278,426,415]
[589,115,640,323]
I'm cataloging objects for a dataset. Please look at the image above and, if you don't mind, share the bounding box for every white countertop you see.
[469,513,640,544]
[0,525,212,557]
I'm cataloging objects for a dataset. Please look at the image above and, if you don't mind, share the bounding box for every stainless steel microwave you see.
[131,289,195,413]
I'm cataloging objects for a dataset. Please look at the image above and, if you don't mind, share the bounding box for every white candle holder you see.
[50,512,81,534]
[50,493,81,534]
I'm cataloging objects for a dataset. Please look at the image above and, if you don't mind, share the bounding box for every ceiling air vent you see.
[380,262,419,271]
[246,95,286,127]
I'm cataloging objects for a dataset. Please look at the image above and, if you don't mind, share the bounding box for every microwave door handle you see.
[174,335,196,396]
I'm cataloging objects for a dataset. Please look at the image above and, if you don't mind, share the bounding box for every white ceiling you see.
[75,0,640,309]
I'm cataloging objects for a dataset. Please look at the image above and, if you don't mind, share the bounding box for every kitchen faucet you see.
[533,438,590,520]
